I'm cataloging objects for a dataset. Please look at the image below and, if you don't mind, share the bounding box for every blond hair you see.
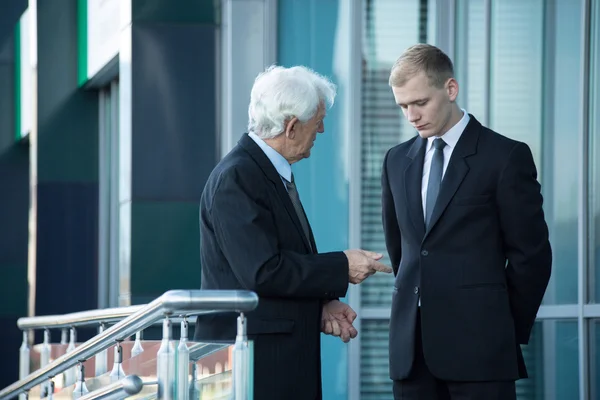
[389,44,454,88]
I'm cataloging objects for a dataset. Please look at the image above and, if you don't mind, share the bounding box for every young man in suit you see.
[382,44,552,399]
[195,65,392,400]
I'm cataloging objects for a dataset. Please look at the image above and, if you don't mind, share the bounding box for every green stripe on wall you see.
[14,21,21,142]
[77,0,88,86]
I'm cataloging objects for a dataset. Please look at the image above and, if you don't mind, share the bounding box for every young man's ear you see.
[285,117,299,139]
[446,78,459,102]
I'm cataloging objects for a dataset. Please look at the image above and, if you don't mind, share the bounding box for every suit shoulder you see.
[204,147,260,195]
[385,136,418,162]
[478,125,531,154]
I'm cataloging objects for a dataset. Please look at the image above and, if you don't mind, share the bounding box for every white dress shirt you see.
[248,131,291,190]
[421,110,470,219]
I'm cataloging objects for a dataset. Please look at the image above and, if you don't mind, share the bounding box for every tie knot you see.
[433,138,446,150]
[283,173,296,188]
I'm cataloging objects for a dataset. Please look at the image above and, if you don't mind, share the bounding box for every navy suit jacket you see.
[382,115,552,381]
[194,133,349,399]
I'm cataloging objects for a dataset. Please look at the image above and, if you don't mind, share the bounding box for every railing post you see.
[109,342,126,381]
[95,324,108,375]
[233,312,249,400]
[64,328,77,386]
[72,363,89,398]
[157,317,175,400]
[189,362,198,399]
[43,379,54,399]
[40,329,51,396]
[19,331,30,400]
[177,318,190,400]
[60,329,68,345]
[131,330,144,357]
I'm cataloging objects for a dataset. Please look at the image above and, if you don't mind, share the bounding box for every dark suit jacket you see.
[382,115,552,382]
[194,133,349,400]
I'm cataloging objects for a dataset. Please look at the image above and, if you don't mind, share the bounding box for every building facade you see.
[1,0,599,398]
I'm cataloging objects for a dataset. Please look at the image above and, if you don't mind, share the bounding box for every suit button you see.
[414,286,420,295]
[421,250,429,256]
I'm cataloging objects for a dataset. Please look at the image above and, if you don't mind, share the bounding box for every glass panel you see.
[192,341,254,400]
[360,320,392,400]
[517,320,579,399]
[590,0,600,302]
[539,0,583,305]
[360,0,423,309]
[490,0,581,305]
[454,0,487,121]
[590,319,600,400]
[490,0,544,157]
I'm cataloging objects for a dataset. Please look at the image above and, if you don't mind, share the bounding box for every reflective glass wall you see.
[351,0,599,398]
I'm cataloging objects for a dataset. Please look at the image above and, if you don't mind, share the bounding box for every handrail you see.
[0,289,258,399]
[78,375,150,400]
[18,306,201,331]
[17,305,144,330]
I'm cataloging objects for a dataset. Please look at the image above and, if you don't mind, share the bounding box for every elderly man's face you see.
[285,103,326,163]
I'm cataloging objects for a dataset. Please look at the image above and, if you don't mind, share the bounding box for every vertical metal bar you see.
[177,319,190,400]
[588,1,600,396]
[454,0,469,109]
[109,79,120,309]
[157,318,175,399]
[40,329,50,395]
[347,0,363,399]
[233,313,249,400]
[483,0,492,126]
[64,327,77,386]
[219,0,232,158]
[98,88,108,310]
[19,331,30,400]
[60,329,67,345]
[131,330,144,358]
[436,0,456,61]
[72,363,89,398]
[579,0,591,398]
[189,362,198,399]
[109,342,126,382]
[95,324,108,375]
[117,0,133,308]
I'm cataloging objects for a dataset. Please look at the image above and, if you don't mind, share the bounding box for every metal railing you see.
[78,375,150,400]
[17,305,144,330]
[0,289,258,400]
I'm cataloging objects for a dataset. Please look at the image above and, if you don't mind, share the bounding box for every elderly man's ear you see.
[285,117,299,139]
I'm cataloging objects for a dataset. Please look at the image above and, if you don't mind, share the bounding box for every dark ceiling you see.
[0,0,28,54]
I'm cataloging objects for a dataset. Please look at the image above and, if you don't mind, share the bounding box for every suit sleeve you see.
[496,142,552,344]
[382,149,402,276]
[210,168,349,299]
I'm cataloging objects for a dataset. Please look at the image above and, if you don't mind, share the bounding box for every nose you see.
[317,121,324,133]
[407,106,420,124]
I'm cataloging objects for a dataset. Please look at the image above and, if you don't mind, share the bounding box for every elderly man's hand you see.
[321,300,358,343]
[344,249,393,284]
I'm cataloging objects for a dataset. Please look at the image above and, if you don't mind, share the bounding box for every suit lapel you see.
[424,116,480,238]
[238,134,314,253]
[404,137,427,240]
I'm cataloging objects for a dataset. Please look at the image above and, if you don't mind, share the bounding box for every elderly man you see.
[194,65,392,400]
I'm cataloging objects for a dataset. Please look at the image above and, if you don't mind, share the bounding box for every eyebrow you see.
[398,98,429,107]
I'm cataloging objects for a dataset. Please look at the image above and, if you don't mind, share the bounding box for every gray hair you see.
[248,65,337,139]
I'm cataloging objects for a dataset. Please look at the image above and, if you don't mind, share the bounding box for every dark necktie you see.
[425,138,447,227]
[283,174,313,251]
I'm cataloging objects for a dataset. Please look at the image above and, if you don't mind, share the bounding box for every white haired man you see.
[194,65,392,400]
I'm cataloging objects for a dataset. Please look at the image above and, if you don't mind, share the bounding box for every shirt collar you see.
[248,132,292,182]
[426,109,470,152]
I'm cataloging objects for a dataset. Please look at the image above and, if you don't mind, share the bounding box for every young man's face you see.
[392,72,458,139]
